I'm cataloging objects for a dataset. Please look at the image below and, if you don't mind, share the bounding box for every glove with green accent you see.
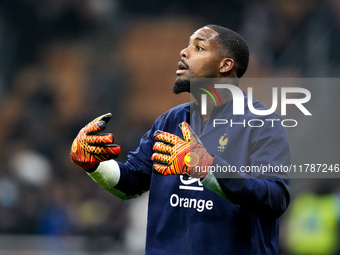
[151,122,213,178]
[70,113,121,171]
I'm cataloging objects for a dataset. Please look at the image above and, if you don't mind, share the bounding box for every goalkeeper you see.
[70,25,290,255]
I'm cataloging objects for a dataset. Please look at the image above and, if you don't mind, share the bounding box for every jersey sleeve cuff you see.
[201,171,229,201]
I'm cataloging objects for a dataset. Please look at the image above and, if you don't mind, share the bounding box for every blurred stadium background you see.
[0,0,339,254]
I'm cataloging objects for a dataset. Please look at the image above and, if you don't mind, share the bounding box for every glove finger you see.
[84,113,112,135]
[84,133,114,145]
[84,144,121,155]
[154,131,180,145]
[75,153,116,164]
[152,163,171,176]
[101,144,121,156]
[179,122,202,145]
[94,153,119,161]
[153,162,183,175]
[151,152,171,164]
[153,142,173,154]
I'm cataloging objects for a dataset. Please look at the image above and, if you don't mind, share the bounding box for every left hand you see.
[151,122,214,178]
[70,113,121,171]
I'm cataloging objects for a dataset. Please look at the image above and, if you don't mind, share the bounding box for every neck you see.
[191,77,239,121]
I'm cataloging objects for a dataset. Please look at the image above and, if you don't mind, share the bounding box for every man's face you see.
[173,27,222,94]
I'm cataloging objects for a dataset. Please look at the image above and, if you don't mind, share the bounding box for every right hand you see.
[151,122,213,178]
[70,113,121,171]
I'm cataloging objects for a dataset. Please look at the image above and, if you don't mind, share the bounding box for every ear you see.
[219,58,234,75]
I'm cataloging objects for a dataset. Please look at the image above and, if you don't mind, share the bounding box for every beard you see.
[173,77,190,94]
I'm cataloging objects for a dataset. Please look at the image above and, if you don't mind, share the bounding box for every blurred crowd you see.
[0,0,339,253]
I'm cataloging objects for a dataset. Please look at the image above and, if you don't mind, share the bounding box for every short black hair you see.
[206,24,249,78]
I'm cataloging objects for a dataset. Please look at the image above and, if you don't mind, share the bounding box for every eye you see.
[195,45,204,51]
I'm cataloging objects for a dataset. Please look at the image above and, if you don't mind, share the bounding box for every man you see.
[71,25,290,254]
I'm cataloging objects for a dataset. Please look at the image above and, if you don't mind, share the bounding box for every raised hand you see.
[70,113,120,171]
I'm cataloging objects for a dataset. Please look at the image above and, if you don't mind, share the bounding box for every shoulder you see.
[158,102,192,121]
[243,95,281,120]
[151,102,192,131]
[242,96,289,138]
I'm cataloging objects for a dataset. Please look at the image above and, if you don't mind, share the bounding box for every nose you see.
[180,46,189,59]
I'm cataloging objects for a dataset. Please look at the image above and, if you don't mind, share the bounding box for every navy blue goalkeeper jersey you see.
[115,94,290,255]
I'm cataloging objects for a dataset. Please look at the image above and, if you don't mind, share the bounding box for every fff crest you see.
[218,133,228,152]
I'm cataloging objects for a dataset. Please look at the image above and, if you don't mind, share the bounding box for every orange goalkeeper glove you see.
[70,113,121,171]
[151,122,213,178]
